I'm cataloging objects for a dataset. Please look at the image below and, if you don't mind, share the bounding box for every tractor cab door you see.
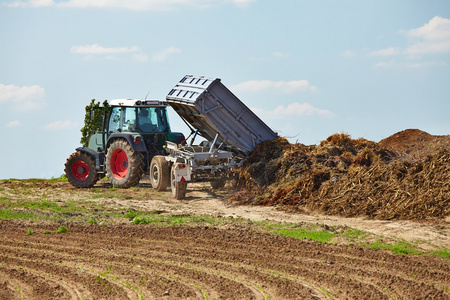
[108,106,138,134]
[87,106,109,152]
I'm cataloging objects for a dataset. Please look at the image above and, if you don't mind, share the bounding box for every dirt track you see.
[0,180,450,299]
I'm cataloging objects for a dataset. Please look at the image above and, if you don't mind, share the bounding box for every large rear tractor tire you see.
[171,163,187,200]
[106,139,144,188]
[64,151,99,188]
[150,155,170,191]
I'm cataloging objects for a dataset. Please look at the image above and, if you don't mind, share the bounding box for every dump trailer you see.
[166,75,277,155]
[149,75,277,199]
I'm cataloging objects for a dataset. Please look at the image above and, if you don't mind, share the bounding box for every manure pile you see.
[231,129,450,220]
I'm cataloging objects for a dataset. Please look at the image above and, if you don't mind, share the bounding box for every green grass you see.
[340,228,367,241]
[367,240,422,255]
[274,228,335,243]
[433,249,450,259]
[48,175,68,182]
[0,196,123,223]
[129,211,219,227]
[0,209,36,219]
[56,226,68,233]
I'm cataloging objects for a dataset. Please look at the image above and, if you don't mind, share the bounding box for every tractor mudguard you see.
[106,133,148,153]
[75,147,105,171]
[167,132,185,144]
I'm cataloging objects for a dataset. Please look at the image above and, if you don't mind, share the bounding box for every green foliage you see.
[49,174,68,182]
[26,229,34,235]
[274,228,335,243]
[124,209,140,219]
[130,212,218,226]
[80,99,110,147]
[56,226,68,234]
[368,240,421,255]
[0,209,35,219]
[433,249,450,259]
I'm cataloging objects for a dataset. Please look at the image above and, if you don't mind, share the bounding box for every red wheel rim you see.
[110,148,128,180]
[71,160,90,181]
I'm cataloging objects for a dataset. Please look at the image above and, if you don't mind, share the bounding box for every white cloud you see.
[7,0,256,10]
[7,0,52,7]
[406,16,450,41]
[133,54,149,62]
[252,102,334,119]
[341,50,356,58]
[373,60,396,69]
[6,120,21,128]
[406,40,450,55]
[368,16,450,68]
[227,0,256,7]
[151,47,182,62]
[271,52,290,58]
[233,80,317,94]
[369,47,400,56]
[370,16,450,56]
[405,61,447,68]
[71,44,140,55]
[43,120,78,130]
[0,84,46,110]
[273,102,334,117]
[405,16,450,55]
[0,84,44,103]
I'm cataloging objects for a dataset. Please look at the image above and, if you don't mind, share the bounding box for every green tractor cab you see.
[65,99,185,188]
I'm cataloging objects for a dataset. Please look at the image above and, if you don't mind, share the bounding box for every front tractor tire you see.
[65,151,99,188]
[106,139,144,188]
[150,155,170,191]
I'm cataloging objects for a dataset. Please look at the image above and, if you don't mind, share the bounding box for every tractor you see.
[65,75,277,200]
[64,99,184,189]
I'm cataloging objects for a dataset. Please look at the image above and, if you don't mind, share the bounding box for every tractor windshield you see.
[137,107,169,133]
[108,106,170,134]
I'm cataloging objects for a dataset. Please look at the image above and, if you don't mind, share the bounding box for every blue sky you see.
[1,0,449,179]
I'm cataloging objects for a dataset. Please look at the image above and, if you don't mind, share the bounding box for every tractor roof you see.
[108,99,167,107]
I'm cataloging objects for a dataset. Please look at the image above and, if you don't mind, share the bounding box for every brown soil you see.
[0,128,449,299]
[379,129,450,162]
[1,219,449,300]
[0,178,449,299]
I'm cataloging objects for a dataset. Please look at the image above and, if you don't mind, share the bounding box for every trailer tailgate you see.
[166,75,277,154]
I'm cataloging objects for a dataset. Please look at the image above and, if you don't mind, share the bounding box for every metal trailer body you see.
[164,141,243,183]
[161,75,277,192]
[166,75,277,156]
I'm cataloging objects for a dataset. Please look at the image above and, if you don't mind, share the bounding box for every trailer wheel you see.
[65,151,99,188]
[150,155,169,191]
[171,163,187,200]
[106,139,144,188]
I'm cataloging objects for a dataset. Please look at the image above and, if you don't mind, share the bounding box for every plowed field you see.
[0,180,449,300]
[1,219,449,300]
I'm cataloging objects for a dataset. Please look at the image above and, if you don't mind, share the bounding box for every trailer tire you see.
[65,151,99,188]
[171,163,187,200]
[150,155,169,191]
[106,139,144,188]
